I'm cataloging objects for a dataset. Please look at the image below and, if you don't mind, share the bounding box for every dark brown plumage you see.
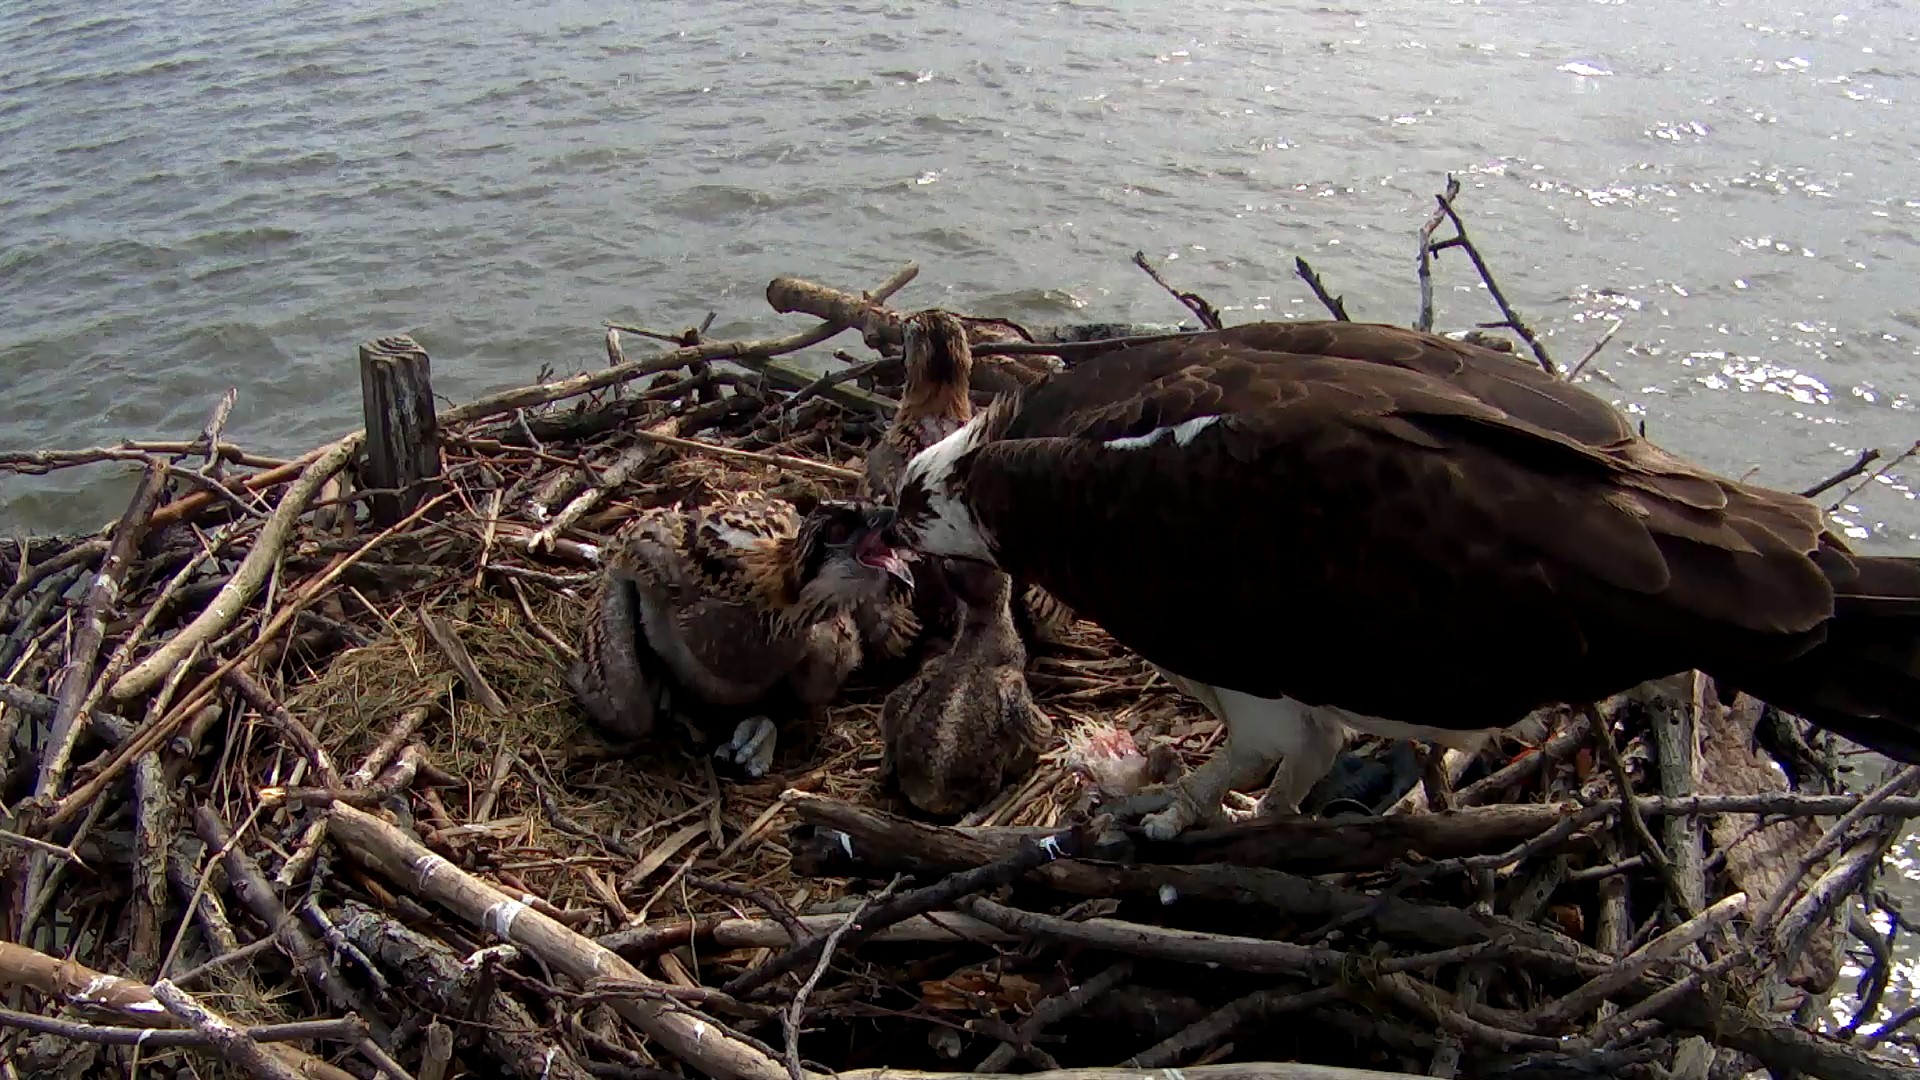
[889,319,1920,835]
[880,561,1053,818]
[568,491,909,776]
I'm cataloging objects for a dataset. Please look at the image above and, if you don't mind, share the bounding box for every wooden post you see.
[358,335,440,527]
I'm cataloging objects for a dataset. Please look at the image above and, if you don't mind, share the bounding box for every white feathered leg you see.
[1254,707,1346,817]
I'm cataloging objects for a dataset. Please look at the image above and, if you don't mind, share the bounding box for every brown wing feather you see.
[962,321,1844,729]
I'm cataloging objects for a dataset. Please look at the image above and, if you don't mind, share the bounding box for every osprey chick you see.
[880,560,1053,818]
[569,491,910,777]
[885,320,1920,839]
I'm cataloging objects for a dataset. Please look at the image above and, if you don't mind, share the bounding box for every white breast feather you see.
[901,411,998,563]
[1102,415,1220,451]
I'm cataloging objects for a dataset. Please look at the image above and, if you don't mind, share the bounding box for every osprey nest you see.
[2,203,1919,1080]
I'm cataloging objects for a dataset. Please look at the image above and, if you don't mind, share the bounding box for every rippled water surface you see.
[5,0,1920,540]
[6,0,1920,1042]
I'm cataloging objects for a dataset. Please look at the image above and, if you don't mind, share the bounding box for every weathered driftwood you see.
[337,900,593,1080]
[358,334,442,527]
[326,801,792,1080]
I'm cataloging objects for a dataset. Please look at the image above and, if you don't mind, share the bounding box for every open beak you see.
[856,507,915,588]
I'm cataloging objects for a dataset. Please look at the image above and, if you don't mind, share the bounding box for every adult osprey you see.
[886,320,1920,839]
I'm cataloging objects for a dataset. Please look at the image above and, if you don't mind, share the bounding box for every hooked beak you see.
[855,506,915,589]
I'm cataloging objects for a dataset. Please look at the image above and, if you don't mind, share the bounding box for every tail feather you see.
[1713,554,1920,763]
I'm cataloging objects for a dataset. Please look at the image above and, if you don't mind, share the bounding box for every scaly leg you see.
[1116,681,1344,841]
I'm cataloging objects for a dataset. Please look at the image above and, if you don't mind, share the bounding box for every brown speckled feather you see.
[571,491,887,738]
[906,320,1920,760]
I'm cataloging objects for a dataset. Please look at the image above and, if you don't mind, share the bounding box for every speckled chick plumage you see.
[569,490,889,742]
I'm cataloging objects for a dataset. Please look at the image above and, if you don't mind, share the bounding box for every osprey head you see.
[886,404,1010,568]
[794,499,915,596]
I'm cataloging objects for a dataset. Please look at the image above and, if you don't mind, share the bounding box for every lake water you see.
[4,0,1920,1039]
[4,0,1919,541]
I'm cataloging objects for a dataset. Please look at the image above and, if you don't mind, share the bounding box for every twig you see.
[1563,318,1623,382]
[1823,439,1919,513]
[978,960,1134,1072]
[421,609,508,715]
[691,877,812,949]
[1752,764,1920,942]
[0,538,107,616]
[1588,703,1694,918]
[193,805,391,1044]
[725,828,1087,999]
[1803,448,1882,499]
[0,1007,362,1049]
[963,895,1509,981]
[1426,175,1557,374]
[31,461,165,799]
[623,427,862,483]
[1131,251,1223,330]
[1293,257,1351,321]
[191,387,240,479]
[785,879,903,1080]
[111,433,359,700]
[1523,892,1747,1032]
[327,801,791,1080]
[1415,177,1456,333]
[151,978,310,1080]
[171,936,280,989]
[226,667,342,789]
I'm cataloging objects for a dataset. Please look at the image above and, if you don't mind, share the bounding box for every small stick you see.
[193,805,392,1043]
[1823,439,1919,513]
[226,667,342,788]
[1416,177,1456,333]
[0,538,107,616]
[327,801,789,1080]
[151,978,310,1080]
[623,428,862,483]
[111,432,360,700]
[171,936,279,988]
[1293,257,1351,322]
[1523,892,1747,1033]
[1131,251,1223,330]
[192,386,240,479]
[977,960,1134,1072]
[1802,447,1882,499]
[33,461,166,799]
[0,1006,362,1049]
[1587,703,1694,919]
[785,879,903,1080]
[784,357,894,414]
[1427,175,1557,375]
[1563,318,1624,382]
[691,876,813,948]
[421,609,508,715]
[263,744,426,808]
[725,828,1087,999]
